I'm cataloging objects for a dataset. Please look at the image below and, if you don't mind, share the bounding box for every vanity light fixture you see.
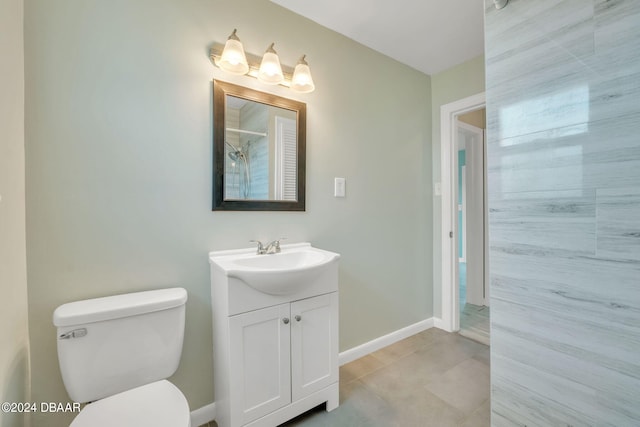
[258,43,285,85]
[290,55,315,93]
[210,30,315,93]
[218,29,249,75]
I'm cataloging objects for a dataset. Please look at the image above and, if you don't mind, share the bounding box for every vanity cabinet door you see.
[229,303,291,425]
[290,292,339,402]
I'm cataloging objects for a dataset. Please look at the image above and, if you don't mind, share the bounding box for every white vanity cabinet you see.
[210,244,340,427]
[229,293,338,426]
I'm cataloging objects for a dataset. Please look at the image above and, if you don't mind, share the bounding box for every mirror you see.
[213,80,306,211]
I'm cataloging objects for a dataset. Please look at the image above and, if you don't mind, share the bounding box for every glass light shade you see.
[291,56,315,93]
[219,30,249,75]
[257,43,284,85]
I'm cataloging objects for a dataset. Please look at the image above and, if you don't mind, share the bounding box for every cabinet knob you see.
[282,317,290,324]
[294,315,302,322]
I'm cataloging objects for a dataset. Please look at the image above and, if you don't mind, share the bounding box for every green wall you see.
[23,0,432,425]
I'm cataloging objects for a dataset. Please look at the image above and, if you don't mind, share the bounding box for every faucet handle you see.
[273,237,287,251]
[250,240,265,254]
[264,237,286,254]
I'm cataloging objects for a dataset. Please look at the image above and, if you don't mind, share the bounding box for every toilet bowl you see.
[53,288,191,427]
[70,381,190,427]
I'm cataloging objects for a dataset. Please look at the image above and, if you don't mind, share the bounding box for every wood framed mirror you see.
[212,80,306,211]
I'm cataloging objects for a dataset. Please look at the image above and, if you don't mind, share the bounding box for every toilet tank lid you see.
[53,288,188,327]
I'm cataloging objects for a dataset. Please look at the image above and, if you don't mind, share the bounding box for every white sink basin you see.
[210,243,340,295]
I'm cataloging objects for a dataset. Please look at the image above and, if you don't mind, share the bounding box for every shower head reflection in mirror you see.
[225,140,251,199]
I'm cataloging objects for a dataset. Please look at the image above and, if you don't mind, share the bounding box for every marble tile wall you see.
[485,0,640,425]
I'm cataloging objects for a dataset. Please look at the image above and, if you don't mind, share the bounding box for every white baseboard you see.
[338,317,434,366]
[190,402,216,427]
[433,317,447,331]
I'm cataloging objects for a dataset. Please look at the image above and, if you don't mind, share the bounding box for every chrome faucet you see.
[250,238,285,255]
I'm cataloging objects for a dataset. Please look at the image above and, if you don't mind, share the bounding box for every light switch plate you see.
[334,177,346,197]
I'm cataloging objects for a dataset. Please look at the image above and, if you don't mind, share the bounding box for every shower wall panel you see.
[485,0,640,425]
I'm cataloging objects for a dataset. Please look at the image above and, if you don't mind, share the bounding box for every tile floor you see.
[205,328,490,427]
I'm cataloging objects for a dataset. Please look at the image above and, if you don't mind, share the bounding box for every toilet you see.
[53,287,191,427]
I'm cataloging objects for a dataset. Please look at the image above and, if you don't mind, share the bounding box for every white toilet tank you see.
[53,288,188,403]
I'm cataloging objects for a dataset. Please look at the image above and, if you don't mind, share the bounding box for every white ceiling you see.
[270,0,485,76]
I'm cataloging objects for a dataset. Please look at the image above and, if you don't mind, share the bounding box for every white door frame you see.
[440,92,486,332]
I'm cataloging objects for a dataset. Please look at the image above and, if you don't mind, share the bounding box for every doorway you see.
[456,114,489,344]
[439,92,489,345]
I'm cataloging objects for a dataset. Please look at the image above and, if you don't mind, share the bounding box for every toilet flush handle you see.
[59,328,87,340]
